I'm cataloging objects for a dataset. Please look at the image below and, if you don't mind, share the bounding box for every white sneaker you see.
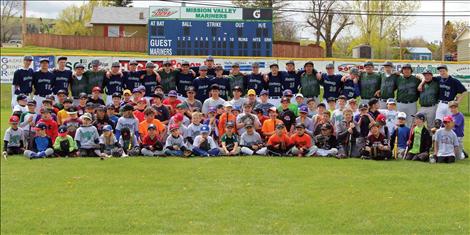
[121,153,128,158]
[2,151,7,160]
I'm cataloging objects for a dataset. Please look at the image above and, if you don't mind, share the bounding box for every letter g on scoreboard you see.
[242,8,272,21]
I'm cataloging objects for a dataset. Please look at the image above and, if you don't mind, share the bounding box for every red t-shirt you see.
[142,134,159,147]
[37,118,58,142]
[267,133,291,147]
[290,133,312,148]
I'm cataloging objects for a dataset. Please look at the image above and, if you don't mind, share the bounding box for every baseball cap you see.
[121,104,134,112]
[215,65,224,70]
[443,115,453,123]
[81,113,93,120]
[326,63,334,69]
[401,64,413,72]
[232,106,241,112]
[57,56,67,62]
[40,107,51,113]
[146,62,155,68]
[269,63,279,68]
[422,69,433,75]
[58,125,68,136]
[368,98,379,106]
[321,123,333,130]
[186,86,196,93]
[147,124,156,130]
[103,125,113,132]
[23,56,33,61]
[200,125,210,133]
[364,61,374,67]
[75,63,85,69]
[169,124,179,131]
[386,98,396,104]
[174,113,184,122]
[96,105,107,112]
[376,114,386,123]
[247,89,256,96]
[86,102,96,108]
[359,103,368,110]
[304,61,314,67]
[36,123,47,130]
[208,107,217,113]
[42,98,53,104]
[132,88,141,93]
[67,106,78,114]
[268,106,278,112]
[437,64,448,70]
[176,103,187,109]
[163,60,171,65]
[295,93,304,98]
[79,92,88,99]
[168,90,178,97]
[39,58,49,63]
[223,102,233,108]
[283,89,293,97]
[232,86,242,92]
[27,100,36,106]
[281,97,290,103]
[295,123,305,129]
[412,113,426,121]
[327,97,336,103]
[199,65,208,71]
[347,99,357,104]
[137,97,147,104]
[56,89,67,95]
[252,62,260,67]
[91,60,100,66]
[286,60,295,65]
[260,90,269,96]
[16,94,27,101]
[111,62,120,67]
[92,86,102,92]
[206,55,214,61]
[397,112,407,119]
[275,123,285,129]
[382,61,393,67]
[129,60,138,65]
[448,101,459,107]
[225,121,235,128]
[9,116,19,123]
[137,85,146,92]
[181,60,190,66]
[112,92,122,98]
[210,84,220,91]
[46,95,55,101]
[299,106,308,113]
[350,68,359,76]
[338,95,347,100]
[232,63,240,68]
[63,97,73,104]
[245,123,254,129]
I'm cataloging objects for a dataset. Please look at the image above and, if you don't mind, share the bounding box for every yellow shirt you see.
[57,109,69,125]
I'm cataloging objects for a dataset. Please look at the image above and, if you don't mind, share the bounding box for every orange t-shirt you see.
[290,133,312,148]
[138,119,166,137]
[267,133,291,146]
[261,118,284,137]
[218,112,237,137]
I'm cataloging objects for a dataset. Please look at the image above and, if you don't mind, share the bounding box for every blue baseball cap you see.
[299,106,308,113]
[103,125,113,132]
[200,125,210,133]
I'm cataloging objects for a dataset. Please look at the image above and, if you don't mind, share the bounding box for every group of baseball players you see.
[3,55,467,162]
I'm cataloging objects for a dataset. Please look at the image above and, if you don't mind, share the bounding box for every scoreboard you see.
[148,6,273,57]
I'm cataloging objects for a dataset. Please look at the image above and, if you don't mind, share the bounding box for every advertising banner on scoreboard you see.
[2,55,469,83]
[181,7,243,20]
[149,6,181,19]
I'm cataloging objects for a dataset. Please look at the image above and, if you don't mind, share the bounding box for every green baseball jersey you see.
[158,70,179,93]
[359,72,381,99]
[419,80,439,107]
[379,73,398,99]
[396,75,420,103]
[228,74,246,97]
[300,73,320,98]
[70,75,89,98]
[84,70,106,93]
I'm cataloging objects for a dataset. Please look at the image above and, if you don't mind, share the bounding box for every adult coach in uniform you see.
[12,56,34,108]
[282,60,301,94]
[418,69,439,127]
[299,61,321,103]
[84,59,106,94]
[264,63,284,107]
[32,58,55,112]
[434,64,467,121]
[358,61,381,105]
[396,64,421,126]
[70,64,88,105]
[319,63,342,105]
[377,61,398,109]
[191,55,228,77]
[52,57,73,100]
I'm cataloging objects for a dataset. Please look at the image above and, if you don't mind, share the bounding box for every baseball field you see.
[1,83,469,234]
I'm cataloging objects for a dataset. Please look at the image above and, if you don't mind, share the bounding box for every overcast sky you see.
[25,0,470,42]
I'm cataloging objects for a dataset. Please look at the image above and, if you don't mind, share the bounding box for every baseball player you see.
[299,61,321,103]
[84,59,106,94]
[245,62,265,94]
[264,63,284,107]
[319,63,342,106]
[158,60,180,93]
[123,60,144,91]
[175,60,195,98]
[434,64,467,121]
[193,65,212,102]
[227,63,246,96]
[210,65,231,100]
[358,61,381,105]
[141,62,161,101]
[12,56,34,108]
[396,64,421,126]
[341,68,360,100]
[190,55,228,77]
[70,64,88,106]
[102,62,124,105]
[32,58,55,112]
[282,60,301,94]
[377,61,399,109]
[52,57,73,100]
[417,69,439,127]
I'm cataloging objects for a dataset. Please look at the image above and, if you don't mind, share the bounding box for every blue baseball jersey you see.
[193,77,212,102]
[52,69,73,93]
[175,72,194,96]
[246,73,265,94]
[437,76,467,102]
[210,76,231,100]
[282,71,301,93]
[13,68,34,95]
[141,73,160,97]
[32,71,55,96]
[267,72,284,97]
[341,79,360,99]
[123,70,144,91]
[103,74,124,95]
[321,73,342,99]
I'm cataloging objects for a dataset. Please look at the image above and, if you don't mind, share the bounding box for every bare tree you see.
[306,0,353,57]
[274,22,299,41]
[1,0,22,42]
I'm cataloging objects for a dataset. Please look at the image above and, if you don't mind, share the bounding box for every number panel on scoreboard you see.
[148,20,273,56]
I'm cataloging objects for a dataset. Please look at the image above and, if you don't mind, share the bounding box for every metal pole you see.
[399,22,402,60]
[441,0,445,61]
[22,0,27,43]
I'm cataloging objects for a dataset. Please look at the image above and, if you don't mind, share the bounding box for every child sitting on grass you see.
[3,116,25,158]
[290,123,316,157]
[389,112,410,159]
[240,124,267,156]
[266,124,291,156]
[24,123,54,159]
[313,123,338,157]
[404,113,432,162]
[115,104,140,142]
[164,124,191,157]
[75,113,100,157]
[53,125,78,157]
[98,125,124,159]
[192,125,220,157]
[119,127,140,156]
[433,115,460,163]
[220,121,240,156]
[141,124,165,156]
[361,123,391,160]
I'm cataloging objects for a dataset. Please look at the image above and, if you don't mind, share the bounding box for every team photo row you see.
[4,55,467,162]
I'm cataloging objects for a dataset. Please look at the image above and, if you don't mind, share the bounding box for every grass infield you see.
[1,85,469,234]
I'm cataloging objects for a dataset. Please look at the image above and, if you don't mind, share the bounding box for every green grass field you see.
[1,84,469,234]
